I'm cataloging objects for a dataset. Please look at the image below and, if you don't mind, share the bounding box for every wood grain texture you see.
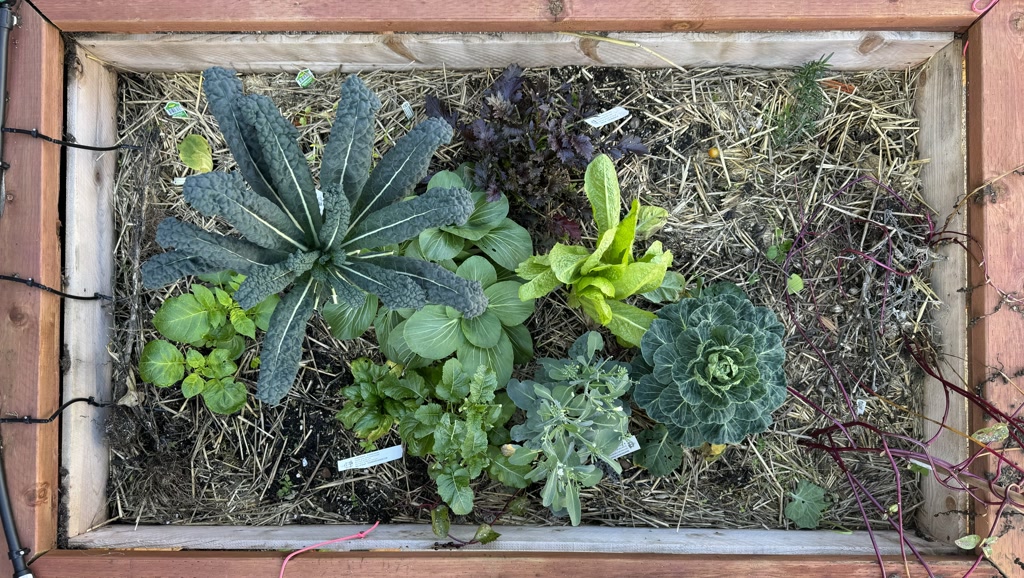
[966,1,1024,576]
[33,0,978,34]
[62,47,118,539]
[0,3,63,570]
[76,31,952,73]
[914,40,970,546]
[28,550,986,578]
[66,524,956,556]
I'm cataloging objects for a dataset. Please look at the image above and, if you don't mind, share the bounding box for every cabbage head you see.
[632,282,786,446]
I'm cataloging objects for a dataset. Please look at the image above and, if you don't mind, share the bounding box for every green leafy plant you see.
[335,357,430,451]
[631,282,787,447]
[785,480,829,529]
[141,67,487,405]
[517,154,672,346]
[504,332,632,525]
[384,256,534,386]
[633,424,685,477]
[411,164,533,272]
[774,55,832,147]
[138,275,276,414]
[765,227,793,264]
[786,273,805,295]
[178,134,213,173]
[398,359,528,515]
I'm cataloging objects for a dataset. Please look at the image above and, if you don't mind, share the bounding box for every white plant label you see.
[172,177,187,186]
[608,435,640,460]
[164,101,188,119]
[584,106,630,128]
[338,445,404,472]
[401,101,415,119]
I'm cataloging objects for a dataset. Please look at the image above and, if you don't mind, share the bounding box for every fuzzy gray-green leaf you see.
[349,117,453,224]
[255,275,317,404]
[141,251,222,289]
[369,255,488,318]
[234,251,318,309]
[238,94,322,241]
[340,259,427,311]
[342,186,474,251]
[183,171,308,252]
[155,218,288,274]
[321,75,381,208]
[201,68,278,204]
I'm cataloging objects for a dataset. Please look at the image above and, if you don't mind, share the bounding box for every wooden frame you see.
[1,1,1020,576]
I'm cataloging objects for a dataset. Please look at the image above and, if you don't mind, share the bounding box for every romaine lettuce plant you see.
[141,67,487,405]
[631,282,787,449]
[517,154,671,346]
[504,332,632,525]
[138,274,277,414]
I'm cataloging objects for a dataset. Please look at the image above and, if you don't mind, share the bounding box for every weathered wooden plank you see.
[913,40,970,546]
[29,550,984,578]
[76,31,952,74]
[66,524,956,556]
[62,46,118,539]
[0,3,63,570]
[30,1,979,34]
[965,1,1024,576]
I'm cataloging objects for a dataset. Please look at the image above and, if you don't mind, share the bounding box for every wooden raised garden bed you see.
[0,2,1020,577]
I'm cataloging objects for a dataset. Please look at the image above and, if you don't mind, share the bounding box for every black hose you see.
[0,3,10,168]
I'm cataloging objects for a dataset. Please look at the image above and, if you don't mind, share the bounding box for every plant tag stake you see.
[164,101,188,119]
[400,101,414,119]
[337,445,403,472]
[295,69,316,88]
[608,435,640,460]
[583,106,630,128]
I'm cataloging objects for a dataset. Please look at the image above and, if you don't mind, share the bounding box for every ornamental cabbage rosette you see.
[631,282,786,446]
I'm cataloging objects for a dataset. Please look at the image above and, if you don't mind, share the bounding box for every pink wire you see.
[278,521,380,578]
[972,0,999,13]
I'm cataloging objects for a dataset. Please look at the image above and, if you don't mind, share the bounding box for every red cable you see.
[279,521,380,578]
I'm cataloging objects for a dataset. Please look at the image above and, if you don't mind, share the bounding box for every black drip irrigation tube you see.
[0,2,35,575]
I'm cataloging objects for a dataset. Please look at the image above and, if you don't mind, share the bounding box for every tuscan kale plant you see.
[631,282,787,450]
[138,273,278,414]
[517,154,672,346]
[504,332,632,525]
[141,67,486,405]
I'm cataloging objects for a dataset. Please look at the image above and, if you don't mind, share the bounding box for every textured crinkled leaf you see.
[320,74,381,207]
[577,288,612,325]
[255,275,317,404]
[504,323,534,365]
[599,257,672,301]
[575,275,616,299]
[233,250,318,309]
[153,294,213,344]
[178,134,213,173]
[351,117,454,223]
[635,205,670,240]
[458,331,514,387]
[474,219,533,271]
[369,255,488,318]
[580,228,618,275]
[142,251,223,289]
[604,300,656,347]
[634,425,684,477]
[518,268,561,300]
[203,379,247,415]
[155,218,288,275]
[343,187,473,250]
[607,199,640,264]
[418,228,464,261]
[340,259,427,311]
[139,340,185,387]
[785,480,828,529]
[584,154,621,236]
[515,254,551,280]
[237,94,321,241]
[442,187,509,240]
[201,68,278,204]
[322,294,378,340]
[548,244,591,284]
[318,184,352,252]
[485,281,534,326]
[183,171,309,254]
[404,306,464,359]
[315,267,368,309]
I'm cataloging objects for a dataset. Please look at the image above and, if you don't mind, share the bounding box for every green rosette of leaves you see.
[138,274,277,414]
[631,282,787,450]
[516,154,674,346]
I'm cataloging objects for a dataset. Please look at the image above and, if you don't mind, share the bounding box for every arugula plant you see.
[138,274,277,414]
[141,67,487,405]
[517,154,672,346]
[385,256,534,386]
[504,332,632,525]
[631,282,787,449]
